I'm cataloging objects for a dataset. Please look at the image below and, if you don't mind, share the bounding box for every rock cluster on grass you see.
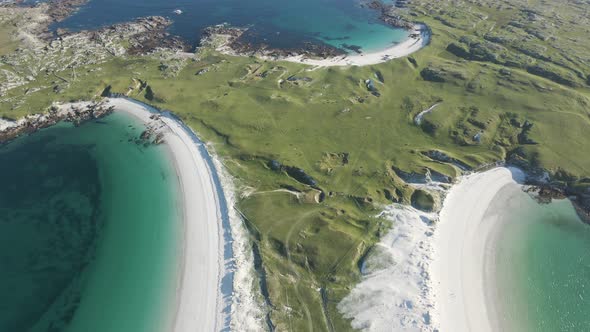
[0,6,189,101]
[201,24,345,61]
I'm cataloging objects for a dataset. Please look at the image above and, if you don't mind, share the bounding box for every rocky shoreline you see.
[2,0,190,53]
[199,0,421,61]
[85,16,190,55]
[201,25,345,60]
[5,0,419,62]
[526,181,590,224]
[361,0,415,30]
[509,153,590,224]
[0,9,192,99]
[51,15,190,55]
[0,102,114,145]
[401,151,590,225]
[46,0,88,23]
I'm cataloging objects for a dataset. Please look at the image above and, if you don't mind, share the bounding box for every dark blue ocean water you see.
[52,0,407,53]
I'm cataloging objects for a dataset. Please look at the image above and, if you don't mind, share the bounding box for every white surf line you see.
[0,118,17,131]
[105,97,267,332]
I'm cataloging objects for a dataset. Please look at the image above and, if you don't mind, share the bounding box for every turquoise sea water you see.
[51,0,408,53]
[0,112,181,331]
[494,187,590,331]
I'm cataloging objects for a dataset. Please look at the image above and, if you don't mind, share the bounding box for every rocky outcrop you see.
[283,166,318,187]
[422,150,472,171]
[393,166,452,184]
[508,151,590,224]
[74,16,189,54]
[201,25,345,60]
[0,102,113,145]
[47,0,88,22]
[525,180,590,224]
[137,115,166,145]
[568,182,590,223]
[524,185,566,204]
[0,14,191,99]
[267,159,320,188]
[361,0,415,30]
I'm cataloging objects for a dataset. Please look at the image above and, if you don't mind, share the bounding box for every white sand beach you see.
[431,167,525,332]
[103,98,226,331]
[98,98,267,332]
[339,167,525,331]
[50,98,266,331]
[280,24,430,67]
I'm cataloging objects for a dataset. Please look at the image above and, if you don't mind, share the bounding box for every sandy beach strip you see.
[104,98,228,332]
[279,23,430,67]
[431,167,525,332]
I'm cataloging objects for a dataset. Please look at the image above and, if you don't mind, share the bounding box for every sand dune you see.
[339,168,525,331]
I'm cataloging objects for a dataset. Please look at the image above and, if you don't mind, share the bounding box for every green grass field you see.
[1,0,589,330]
[0,24,17,56]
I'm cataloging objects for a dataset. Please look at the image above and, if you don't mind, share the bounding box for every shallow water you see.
[0,112,181,332]
[52,0,408,53]
[494,188,590,331]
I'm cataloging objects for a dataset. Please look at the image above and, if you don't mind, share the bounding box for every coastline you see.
[210,23,431,68]
[103,98,267,332]
[99,99,223,332]
[280,24,430,67]
[0,0,590,330]
[338,167,526,331]
[104,98,227,331]
[431,167,525,331]
[4,0,429,69]
[0,96,267,330]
